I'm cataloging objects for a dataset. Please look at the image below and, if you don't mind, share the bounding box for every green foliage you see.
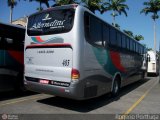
[147,48,153,51]
[141,0,160,53]
[53,0,78,6]
[112,23,120,29]
[81,0,104,13]
[101,0,129,26]
[141,0,160,21]
[134,35,144,41]
[36,6,44,11]
[27,0,50,11]
[123,30,134,38]
[123,30,144,41]
[102,0,129,15]
[7,0,17,8]
[7,0,19,23]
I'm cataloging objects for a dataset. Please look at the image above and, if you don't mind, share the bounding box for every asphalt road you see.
[0,76,160,120]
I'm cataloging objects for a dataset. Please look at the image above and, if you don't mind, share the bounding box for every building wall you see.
[12,17,27,27]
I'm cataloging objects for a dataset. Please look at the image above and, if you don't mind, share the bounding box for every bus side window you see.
[84,13,90,40]
[133,41,136,52]
[117,32,122,47]
[110,28,116,46]
[90,16,103,46]
[139,45,141,54]
[136,43,139,53]
[139,46,141,54]
[130,39,133,51]
[5,38,13,44]
[4,37,14,50]
[0,37,4,49]
[103,25,109,47]
[126,37,130,50]
[122,35,126,48]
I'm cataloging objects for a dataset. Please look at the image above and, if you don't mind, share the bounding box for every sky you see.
[0,0,160,50]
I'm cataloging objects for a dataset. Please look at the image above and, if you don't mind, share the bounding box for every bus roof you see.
[78,5,146,48]
[0,22,25,29]
[29,4,78,17]
[28,4,146,49]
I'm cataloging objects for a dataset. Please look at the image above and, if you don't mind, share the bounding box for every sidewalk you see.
[131,77,160,114]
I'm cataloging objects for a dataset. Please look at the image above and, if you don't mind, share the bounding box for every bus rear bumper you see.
[24,80,85,100]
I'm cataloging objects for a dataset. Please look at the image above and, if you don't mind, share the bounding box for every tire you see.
[111,77,120,97]
[14,73,25,92]
[141,71,145,80]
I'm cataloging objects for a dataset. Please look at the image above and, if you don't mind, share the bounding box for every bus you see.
[147,50,159,76]
[0,22,25,92]
[24,4,147,100]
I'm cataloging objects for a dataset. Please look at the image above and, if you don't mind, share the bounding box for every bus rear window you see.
[27,8,75,36]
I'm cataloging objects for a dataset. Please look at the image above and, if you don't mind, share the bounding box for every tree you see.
[134,35,144,41]
[101,0,129,26]
[141,0,160,53]
[123,30,134,38]
[123,30,144,41]
[112,23,120,29]
[81,0,104,13]
[7,0,17,23]
[28,0,50,11]
[52,0,78,7]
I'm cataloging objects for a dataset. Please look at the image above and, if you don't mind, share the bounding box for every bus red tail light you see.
[71,68,80,80]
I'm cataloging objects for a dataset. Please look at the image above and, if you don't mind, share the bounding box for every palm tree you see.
[81,0,104,13]
[102,0,129,26]
[123,30,134,38]
[7,0,17,23]
[134,35,144,41]
[28,0,50,11]
[141,0,160,53]
[36,6,44,11]
[114,23,120,29]
[52,0,78,6]
[123,30,144,41]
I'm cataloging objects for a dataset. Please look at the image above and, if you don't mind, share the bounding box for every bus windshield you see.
[27,8,75,36]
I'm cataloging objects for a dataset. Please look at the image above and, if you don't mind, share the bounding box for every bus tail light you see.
[71,68,80,80]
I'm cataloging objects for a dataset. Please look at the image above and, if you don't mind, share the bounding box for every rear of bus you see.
[24,5,85,99]
[147,50,159,75]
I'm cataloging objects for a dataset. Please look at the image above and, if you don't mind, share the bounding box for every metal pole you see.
[154,20,156,54]
[159,41,160,83]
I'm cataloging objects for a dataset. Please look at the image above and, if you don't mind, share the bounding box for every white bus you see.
[147,50,159,75]
[0,22,25,92]
[24,4,147,100]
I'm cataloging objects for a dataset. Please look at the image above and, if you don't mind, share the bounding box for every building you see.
[12,17,27,27]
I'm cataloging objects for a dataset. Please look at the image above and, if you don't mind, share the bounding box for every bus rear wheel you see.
[111,77,120,97]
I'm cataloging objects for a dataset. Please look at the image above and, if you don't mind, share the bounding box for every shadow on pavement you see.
[0,90,37,101]
[147,73,159,77]
[37,78,151,113]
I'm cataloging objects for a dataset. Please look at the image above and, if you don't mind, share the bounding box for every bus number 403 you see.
[62,59,70,66]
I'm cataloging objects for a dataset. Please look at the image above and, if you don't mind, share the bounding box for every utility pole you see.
[159,41,160,83]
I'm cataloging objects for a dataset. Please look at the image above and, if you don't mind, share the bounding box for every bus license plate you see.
[39,80,49,84]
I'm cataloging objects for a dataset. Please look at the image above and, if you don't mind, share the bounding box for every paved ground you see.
[0,76,159,119]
